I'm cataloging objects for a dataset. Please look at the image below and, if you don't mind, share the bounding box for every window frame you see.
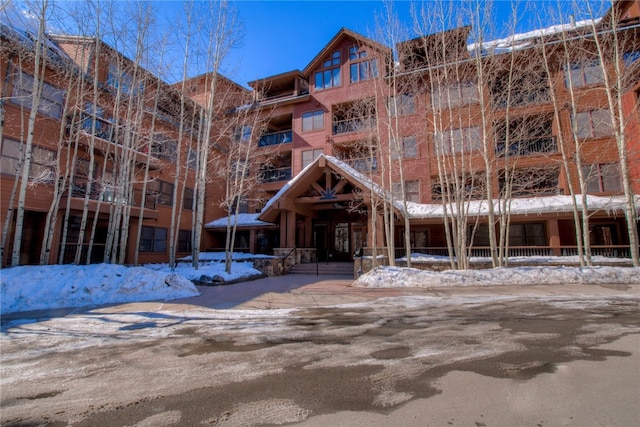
[145,180,174,208]
[434,126,482,154]
[314,50,341,90]
[582,163,622,193]
[301,110,324,132]
[139,226,167,253]
[565,60,605,88]
[10,70,66,119]
[0,138,56,182]
[574,109,614,139]
[302,148,323,169]
[389,94,415,116]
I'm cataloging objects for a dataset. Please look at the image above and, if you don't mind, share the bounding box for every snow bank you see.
[353,266,640,288]
[144,261,262,282]
[1,264,200,314]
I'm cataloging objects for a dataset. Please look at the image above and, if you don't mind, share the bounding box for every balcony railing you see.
[343,156,378,172]
[259,166,292,183]
[495,136,557,157]
[76,114,120,144]
[332,116,376,135]
[388,245,634,260]
[258,130,292,147]
[68,181,128,205]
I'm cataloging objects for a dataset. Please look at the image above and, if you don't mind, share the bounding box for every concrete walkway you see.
[155,274,640,312]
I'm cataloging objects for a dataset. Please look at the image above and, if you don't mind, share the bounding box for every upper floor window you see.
[434,126,481,155]
[183,187,194,211]
[431,83,478,110]
[151,133,178,161]
[145,180,174,208]
[11,70,65,119]
[349,46,378,83]
[302,148,323,169]
[582,163,622,193]
[315,50,341,90]
[107,64,144,96]
[392,135,417,159]
[573,109,613,139]
[565,61,605,88]
[0,138,56,182]
[392,180,420,203]
[389,94,415,116]
[234,124,252,143]
[302,110,324,132]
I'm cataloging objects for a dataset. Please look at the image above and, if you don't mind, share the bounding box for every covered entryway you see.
[259,155,387,264]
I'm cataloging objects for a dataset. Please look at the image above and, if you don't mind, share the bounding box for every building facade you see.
[1,1,639,268]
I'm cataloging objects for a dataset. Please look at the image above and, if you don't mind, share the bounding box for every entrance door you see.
[314,224,328,262]
[333,222,350,261]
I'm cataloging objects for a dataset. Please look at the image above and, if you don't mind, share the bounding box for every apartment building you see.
[1,1,638,268]
[0,26,239,267]
[203,1,640,263]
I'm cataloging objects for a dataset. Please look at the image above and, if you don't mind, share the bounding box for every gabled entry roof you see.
[258,154,402,223]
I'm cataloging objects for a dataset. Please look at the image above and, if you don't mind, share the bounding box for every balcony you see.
[343,156,378,172]
[68,112,162,169]
[495,136,557,157]
[258,130,292,147]
[259,166,292,183]
[332,116,376,135]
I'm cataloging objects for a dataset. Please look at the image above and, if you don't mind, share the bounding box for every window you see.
[494,115,556,157]
[151,133,178,161]
[389,94,415,116]
[432,174,487,201]
[11,71,65,119]
[0,138,55,182]
[139,226,167,252]
[349,46,378,83]
[434,126,481,154]
[145,180,174,208]
[499,167,560,197]
[183,187,194,210]
[302,149,323,169]
[178,230,192,252]
[302,110,324,132]
[391,135,417,159]
[234,125,252,143]
[393,180,420,203]
[574,109,613,138]
[402,136,417,158]
[565,61,605,88]
[509,223,546,246]
[187,148,197,170]
[315,50,341,90]
[231,195,249,214]
[107,64,143,96]
[582,163,622,193]
[431,83,478,110]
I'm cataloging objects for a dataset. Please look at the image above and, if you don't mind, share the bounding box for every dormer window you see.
[315,50,341,90]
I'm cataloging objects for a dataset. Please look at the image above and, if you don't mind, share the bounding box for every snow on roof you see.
[260,154,403,216]
[204,213,274,229]
[468,18,599,54]
[406,195,637,219]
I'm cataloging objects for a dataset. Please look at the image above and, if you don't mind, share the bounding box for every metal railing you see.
[258,129,292,147]
[332,116,376,135]
[343,156,378,172]
[391,245,634,260]
[495,136,557,157]
[259,166,292,183]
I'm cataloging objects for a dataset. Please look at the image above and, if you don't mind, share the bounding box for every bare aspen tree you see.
[190,0,241,269]
[584,0,640,266]
[10,0,49,266]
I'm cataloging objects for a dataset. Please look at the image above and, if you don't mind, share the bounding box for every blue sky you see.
[3,0,603,87]
[207,0,599,87]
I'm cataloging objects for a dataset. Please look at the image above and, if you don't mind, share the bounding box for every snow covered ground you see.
[1,258,262,314]
[354,265,640,288]
[2,254,639,315]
